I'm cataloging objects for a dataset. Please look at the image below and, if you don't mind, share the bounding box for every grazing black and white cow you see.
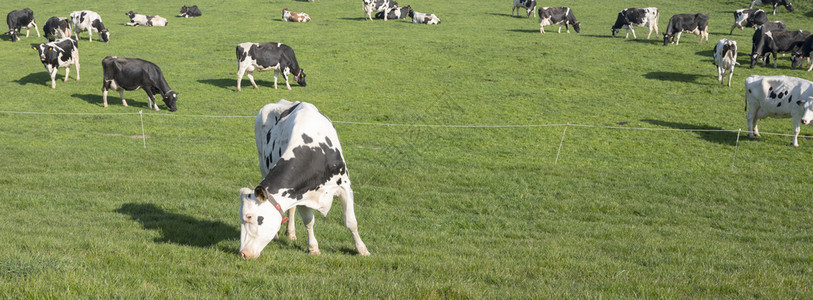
[236,42,306,91]
[101,56,178,111]
[512,0,537,18]
[744,75,813,147]
[610,7,659,39]
[125,11,167,27]
[374,5,412,20]
[663,13,709,46]
[750,29,810,68]
[409,10,441,24]
[713,39,739,87]
[178,5,202,18]
[6,8,39,42]
[239,100,370,259]
[730,8,767,34]
[70,10,109,43]
[750,0,793,15]
[537,7,580,34]
[791,36,813,71]
[32,38,79,89]
[363,0,398,21]
[43,17,71,42]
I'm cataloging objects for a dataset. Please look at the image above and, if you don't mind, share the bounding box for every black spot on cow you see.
[789,95,792,102]
[797,100,803,106]
[266,129,272,144]
[748,89,752,94]
[337,178,342,185]
[80,11,86,23]
[257,216,264,226]
[302,133,313,144]
[778,91,784,99]
[279,103,301,120]
[770,91,777,99]
[769,86,773,91]
[777,102,782,107]
[325,136,333,147]
[278,147,282,158]
[266,156,271,169]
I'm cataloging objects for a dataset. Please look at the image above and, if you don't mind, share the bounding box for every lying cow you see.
[713,39,738,87]
[178,5,202,18]
[730,8,767,34]
[239,100,370,259]
[750,0,793,15]
[610,7,659,39]
[750,29,810,68]
[410,10,440,24]
[663,13,709,46]
[70,10,110,43]
[363,0,398,21]
[791,36,813,71]
[375,5,412,20]
[282,9,310,22]
[101,56,178,111]
[512,0,536,18]
[538,7,580,34]
[43,17,71,42]
[32,38,79,89]
[6,8,39,42]
[125,11,167,26]
[236,42,307,91]
[745,75,813,147]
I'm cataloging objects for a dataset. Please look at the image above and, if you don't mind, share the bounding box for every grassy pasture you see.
[1,0,812,297]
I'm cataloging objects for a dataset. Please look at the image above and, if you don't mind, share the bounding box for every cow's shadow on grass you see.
[643,71,703,84]
[507,29,539,34]
[12,72,50,86]
[115,203,238,249]
[197,78,234,90]
[642,119,739,145]
[71,93,105,107]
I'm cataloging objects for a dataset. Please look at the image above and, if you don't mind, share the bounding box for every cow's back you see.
[746,75,813,109]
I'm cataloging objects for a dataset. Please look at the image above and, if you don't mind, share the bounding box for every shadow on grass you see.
[642,119,739,145]
[507,29,539,34]
[12,72,50,86]
[197,78,234,90]
[71,93,105,107]
[115,203,238,249]
[643,71,703,84]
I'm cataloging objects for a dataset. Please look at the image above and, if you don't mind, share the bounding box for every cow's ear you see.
[253,186,269,202]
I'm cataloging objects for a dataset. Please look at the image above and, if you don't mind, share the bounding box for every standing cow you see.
[32,38,79,89]
[791,36,813,71]
[750,0,793,15]
[713,39,738,87]
[6,8,39,42]
[663,13,709,46]
[239,100,370,259]
[745,75,813,147]
[43,17,71,42]
[70,10,110,43]
[610,7,659,39]
[236,42,307,91]
[363,0,398,21]
[750,29,810,68]
[538,7,580,34]
[101,56,178,111]
[512,0,536,18]
[730,8,767,34]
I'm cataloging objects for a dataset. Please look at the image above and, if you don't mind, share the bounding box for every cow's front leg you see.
[146,91,159,111]
[726,68,734,87]
[747,107,759,138]
[102,88,109,108]
[247,71,258,90]
[298,207,320,255]
[87,29,93,42]
[236,67,246,91]
[557,24,562,33]
[540,25,545,34]
[286,207,297,240]
[49,68,58,89]
[675,32,682,45]
[792,117,801,147]
[63,66,71,82]
[282,73,292,90]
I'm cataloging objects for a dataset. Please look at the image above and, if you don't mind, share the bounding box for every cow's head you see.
[125,11,137,19]
[32,43,58,63]
[611,28,620,38]
[239,187,306,259]
[800,97,813,125]
[784,2,794,13]
[572,21,581,33]
[7,29,20,42]
[750,52,764,69]
[162,90,178,112]
[100,29,110,43]
[295,69,307,87]
[180,5,189,14]
[791,51,807,69]
[663,33,673,46]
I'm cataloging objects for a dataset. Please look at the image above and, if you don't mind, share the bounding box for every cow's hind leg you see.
[339,186,370,256]
[272,70,279,89]
[247,71,259,90]
[726,67,734,88]
[298,207,320,255]
[119,90,127,107]
[63,66,71,82]
[629,27,637,39]
[792,117,801,147]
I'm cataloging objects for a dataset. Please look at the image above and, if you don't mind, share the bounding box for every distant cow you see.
[512,0,537,18]
[125,11,167,26]
[32,38,79,89]
[363,0,398,21]
[178,5,201,18]
[538,7,580,34]
[663,13,709,46]
[791,36,813,71]
[239,100,370,259]
[744,75,813,147]
[713,39,738,87]
[43,17,71,42]
[730,9,767,34]
[236,42,307,91]
[410,10,441,24]
[70,11,109,43]
[282,9,310,22]
[611,7,659,39]
[6,8,39,42]
[750,29,810,68]
[375,5,412,20]
[750,0,793,15]
[101,56,178,111]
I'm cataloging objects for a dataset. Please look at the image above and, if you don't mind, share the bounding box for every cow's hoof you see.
[309,249,321,255]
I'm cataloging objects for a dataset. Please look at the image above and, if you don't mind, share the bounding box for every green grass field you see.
[1,0,811,297]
